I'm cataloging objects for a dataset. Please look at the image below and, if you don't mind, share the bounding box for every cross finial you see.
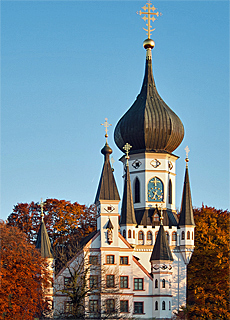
[40,198,45,221]
[185,146,190,166]
[101,118,112,143]
[160,202,164,225]
[111,156,115,172]
[137,1,162,38]
[123,143,132,166]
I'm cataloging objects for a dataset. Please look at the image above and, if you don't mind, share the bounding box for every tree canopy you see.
[187,206,230,319]
[7,198,97,246]
[0,221,52,320]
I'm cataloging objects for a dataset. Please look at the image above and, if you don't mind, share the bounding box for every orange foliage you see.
[187,206,230,319]
[7,199,97,246]
[0,222,52,320]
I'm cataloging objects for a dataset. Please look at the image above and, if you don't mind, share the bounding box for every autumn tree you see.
[7,199,97,272]
[0,221,52,320]
[187,206,230,319]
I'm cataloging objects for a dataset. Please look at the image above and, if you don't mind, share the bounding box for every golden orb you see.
[143,38,155,49]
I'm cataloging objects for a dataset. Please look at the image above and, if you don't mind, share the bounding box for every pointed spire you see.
[179,156,195,226]
[150,224,173,261]
[95,119,120,203]
[120,143,137,226]
[36,200,53,259]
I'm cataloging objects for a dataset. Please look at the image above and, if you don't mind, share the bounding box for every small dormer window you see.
[153,213,160,221]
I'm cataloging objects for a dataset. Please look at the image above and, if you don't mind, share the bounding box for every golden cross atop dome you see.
[101,118,112,142]
[137,1,161,38]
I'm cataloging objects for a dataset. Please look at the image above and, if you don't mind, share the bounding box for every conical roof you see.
[95,142,120,202]
[120,162,137,226]
[114,52,184,154]
[150,224,173,261]
[179,165,195,226]
[36,219,53,259]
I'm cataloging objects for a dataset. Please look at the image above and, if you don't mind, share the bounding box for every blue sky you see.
[1,1,229,220]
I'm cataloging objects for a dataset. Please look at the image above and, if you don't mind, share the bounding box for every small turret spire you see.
[36,199,53,259]
[179,150,195,226]
[95,119,120,203]
[120,143,137,226]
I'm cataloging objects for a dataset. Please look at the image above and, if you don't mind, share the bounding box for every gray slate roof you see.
[114,56,184,154]
[135,207,178,227]
[95,143,120,203]
[120,164,137,226]
[179,166,195,226]
[150,224,173,261]
[36,220,53,259]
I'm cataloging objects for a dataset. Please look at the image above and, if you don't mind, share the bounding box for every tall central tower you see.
[114,4,184,221]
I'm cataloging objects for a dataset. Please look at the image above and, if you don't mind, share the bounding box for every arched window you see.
[181,231,185,240]
[187,231,190,240]
[128,230,131,238]
[162,301,165,310]
[162,279,165,288]
[133,230,135,238]
[169,301,171,310]
[155,301,158,310]
[147,231,152,241]
[166,232,169,243]
[192,232,193,240]
[155,231,158,240]
[169,279,171,288]
[172,232,177,241]
[155,279,158,288]
[147,177,164,202]
[153,213,160,221]
[138,231,144,240]
[134,178,140,203]
[123,230,126,239]
[168,179,172,204]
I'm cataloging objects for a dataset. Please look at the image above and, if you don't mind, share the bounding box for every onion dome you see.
[114,44,184,154]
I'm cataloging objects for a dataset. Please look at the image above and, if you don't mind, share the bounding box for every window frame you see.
[134,301,144,314]
[106,255,115,264]
[120,276,129,289]
[64,277,71,290]
[187,231,190,239]
[64,301,73,314]
[106,299,115,313]
[134,278,144,291]
[134,177,140,203]
[89,275,98,289]
[128,229,131,238]
[89,255,98,265]
[181,231,185,240]
[138,230,144,240]
[120,256,129,265]
[147,231,152,241]
[155,279,158,288]
[162,279,165,288]
[106,274,115,288]
[120,300,129,313]
[89,300,99,313]
[162,300,166,310]
[172,231,177,241]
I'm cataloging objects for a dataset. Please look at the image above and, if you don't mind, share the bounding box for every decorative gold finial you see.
[40,198,45,221]
[185,146,190,166]
[123,143,132,165]
[101,118,112,143]
[111,156,115,172]
[160,202,164,225]
[137,1,161,39]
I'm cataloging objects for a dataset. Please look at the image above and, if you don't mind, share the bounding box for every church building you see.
[37,2,195,319]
